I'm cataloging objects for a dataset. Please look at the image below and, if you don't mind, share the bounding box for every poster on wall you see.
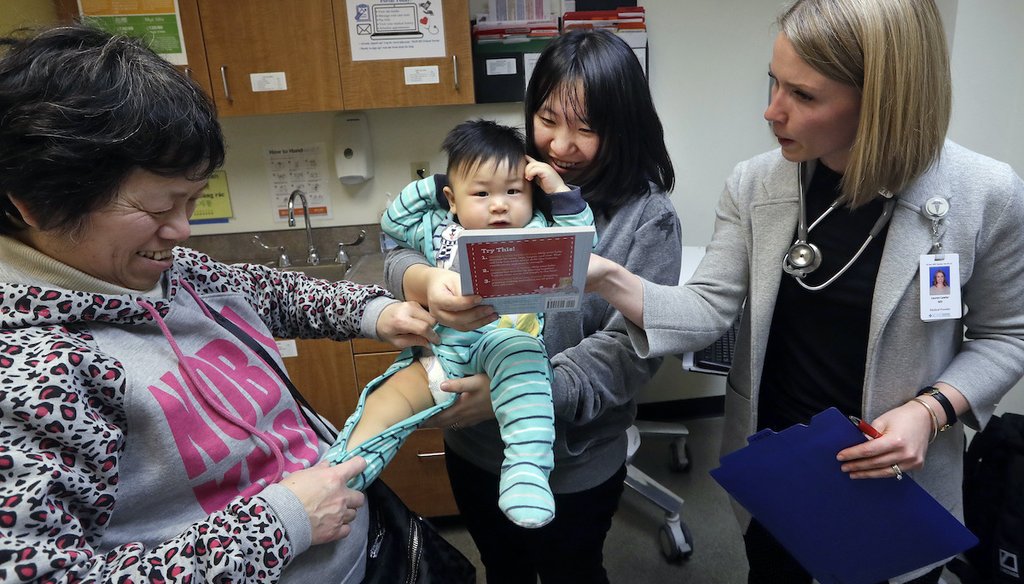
[190,171,233,225]
[77,0,188,65]
[266,143,333,222]
[344,0,447,62]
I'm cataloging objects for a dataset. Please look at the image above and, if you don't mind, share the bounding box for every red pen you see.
[848,415,883,439]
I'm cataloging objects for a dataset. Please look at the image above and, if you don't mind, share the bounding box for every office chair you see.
[623,317,738,563]
[621,247,737,562]
[625,422,694,562]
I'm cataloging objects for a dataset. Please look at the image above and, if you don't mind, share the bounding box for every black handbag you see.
[362,480,476,584]
[202,299,476,583]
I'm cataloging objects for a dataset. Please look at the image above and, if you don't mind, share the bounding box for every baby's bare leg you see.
[347,361,433,448]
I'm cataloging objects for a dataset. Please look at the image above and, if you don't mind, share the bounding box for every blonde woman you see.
[587,0,1024,582]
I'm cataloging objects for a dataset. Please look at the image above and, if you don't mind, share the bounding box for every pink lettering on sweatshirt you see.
[149,322,321,513]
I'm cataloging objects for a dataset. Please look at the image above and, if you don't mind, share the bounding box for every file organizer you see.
[472,37,553,103]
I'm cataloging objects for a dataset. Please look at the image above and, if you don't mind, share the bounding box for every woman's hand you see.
[424,268,497,331]
[422,373,496,429]
[402,264,496,331]
[835,401,936,479]
[280,458,368,545]
[376,301,440,347]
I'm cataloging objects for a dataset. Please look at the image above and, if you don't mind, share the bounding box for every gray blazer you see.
[630,141,1024,581]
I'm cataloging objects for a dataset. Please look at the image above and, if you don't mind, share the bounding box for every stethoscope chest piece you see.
[783,241,822,276]
[781,161,897,290]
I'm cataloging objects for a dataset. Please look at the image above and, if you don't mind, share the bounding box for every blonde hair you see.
[779,0,951,207]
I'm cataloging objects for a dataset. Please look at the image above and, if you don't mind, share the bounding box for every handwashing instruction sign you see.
[266,143,332,222]
[345,0,447,62]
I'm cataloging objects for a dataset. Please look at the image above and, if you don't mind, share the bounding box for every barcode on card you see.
[544,296,577,310]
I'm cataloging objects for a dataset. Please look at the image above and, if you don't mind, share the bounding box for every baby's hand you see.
[525,155,570,195]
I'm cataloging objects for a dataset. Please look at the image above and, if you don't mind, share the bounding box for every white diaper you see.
[419,355,450,405]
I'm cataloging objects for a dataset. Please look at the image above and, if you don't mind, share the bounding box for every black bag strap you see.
[199,298,337,444]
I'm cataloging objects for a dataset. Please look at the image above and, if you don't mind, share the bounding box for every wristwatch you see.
[916,386,956,431]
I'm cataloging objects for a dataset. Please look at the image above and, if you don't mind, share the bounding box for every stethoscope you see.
[782,161,898,291]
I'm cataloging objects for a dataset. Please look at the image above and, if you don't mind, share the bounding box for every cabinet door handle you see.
[452,55,459,91]
[220,65,233,103]
[417,451,445,459]
[184,66,193,79]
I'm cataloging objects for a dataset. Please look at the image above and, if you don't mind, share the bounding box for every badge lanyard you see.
[923,196,950,254]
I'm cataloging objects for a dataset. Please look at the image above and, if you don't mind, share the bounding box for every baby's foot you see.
[497,460,555,528]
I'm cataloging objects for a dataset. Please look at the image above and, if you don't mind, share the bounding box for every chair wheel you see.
[659,516,694,562]
[670,438,691,472]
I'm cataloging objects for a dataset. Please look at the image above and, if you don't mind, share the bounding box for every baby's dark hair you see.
[442,119,526,177]
[440,119,550,219]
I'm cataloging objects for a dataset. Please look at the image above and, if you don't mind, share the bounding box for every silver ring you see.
[891,464,903,480]
[448,420,461,431]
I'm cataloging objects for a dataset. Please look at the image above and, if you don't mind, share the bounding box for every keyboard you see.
[694,318,739,373]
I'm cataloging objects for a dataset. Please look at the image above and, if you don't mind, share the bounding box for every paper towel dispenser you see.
[334,112,373,184]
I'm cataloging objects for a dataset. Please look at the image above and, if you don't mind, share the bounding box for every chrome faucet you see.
[334,229,367,274]
[287,189,320,265]
[252,234,291,268]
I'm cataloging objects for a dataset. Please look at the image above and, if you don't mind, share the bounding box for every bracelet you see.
[910,397,939,443]
[916,386,956,431]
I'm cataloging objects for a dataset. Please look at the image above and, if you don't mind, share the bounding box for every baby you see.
[325,119,594,528]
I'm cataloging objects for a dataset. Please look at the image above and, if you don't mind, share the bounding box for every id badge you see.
[919,254,962,321]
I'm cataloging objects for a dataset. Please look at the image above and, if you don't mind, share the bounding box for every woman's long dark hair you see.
[525,29,674,214]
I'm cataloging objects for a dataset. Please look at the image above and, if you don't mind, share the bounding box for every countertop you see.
[343,252,386,287]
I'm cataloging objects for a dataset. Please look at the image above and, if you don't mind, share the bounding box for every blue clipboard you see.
[710,407,977,584]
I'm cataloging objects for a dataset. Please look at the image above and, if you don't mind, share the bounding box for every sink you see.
[278,254,385,285]
[280,263,350,281]
[343,254,386,286]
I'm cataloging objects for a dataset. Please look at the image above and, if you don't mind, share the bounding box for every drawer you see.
[352,337,399,354]
[281,338,357,428]
[380,428,460,517]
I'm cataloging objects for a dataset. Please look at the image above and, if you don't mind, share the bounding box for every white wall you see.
[192,104,524,236]
[945,0,1024,417]
[640,0,780,246]
[947,0,1024,175]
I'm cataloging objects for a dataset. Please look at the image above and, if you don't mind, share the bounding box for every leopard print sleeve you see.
[0,327,297,583]
[173,248,393,341]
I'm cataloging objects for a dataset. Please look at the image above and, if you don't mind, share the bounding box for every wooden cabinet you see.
[282,337,459,517]
[53,0,213,98]
[57,0,474,114]
[195,0,344,116]
[176,0,214,99]
[282,338,358,428]
[332,0,475,109]
[192,0,476,113]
